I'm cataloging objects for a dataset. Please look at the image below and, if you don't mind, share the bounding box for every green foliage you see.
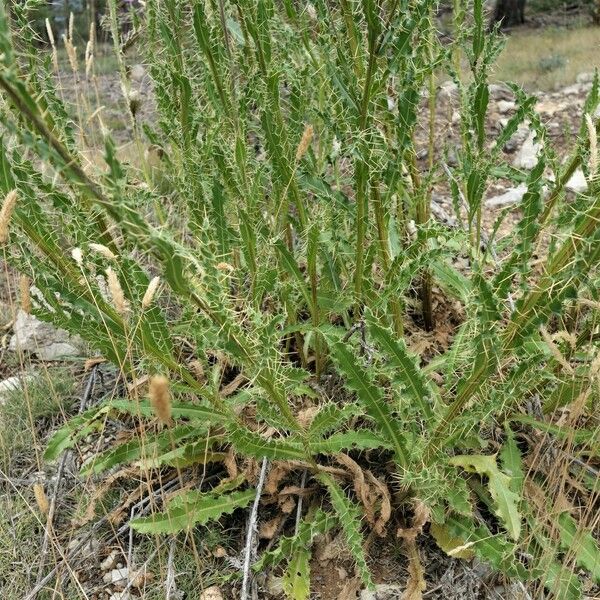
[0,0,599,596]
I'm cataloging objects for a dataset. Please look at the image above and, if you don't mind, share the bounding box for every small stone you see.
[576,72,594,84]
[486,184,527,207]
[106,568,129,589]
[438,80,458,99]
[489,83,513,100]
[497,100,515,114]
[514,131,542,169]
[100,550,119,571]
[566,169,588,193]
[130,64,146,82]
[0,375,35,403]
[360,584,403,600]
[200,586,224,600]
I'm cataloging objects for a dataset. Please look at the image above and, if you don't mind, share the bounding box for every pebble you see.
[100,550,119,571]
[200,586,224,600]
[360,584,404,600]
[496,100,516,114]
[103,568,129,589]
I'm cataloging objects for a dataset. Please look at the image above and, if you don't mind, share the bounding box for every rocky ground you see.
[1,70,599,599]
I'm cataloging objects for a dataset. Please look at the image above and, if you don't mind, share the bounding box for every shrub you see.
[0,0,599,597]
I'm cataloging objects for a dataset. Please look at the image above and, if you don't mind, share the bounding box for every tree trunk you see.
[492,0,526,28]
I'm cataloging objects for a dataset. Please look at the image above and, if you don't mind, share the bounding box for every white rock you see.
[514,131,542,169]
[9,310,84,360]
[101,550,119,571]
[576,72,594,84]
[562,83,583,96]
[497,100,516,114]
[0,374,37,403]
[486,184,528,207]
[360,584,404,600]
[104,567,129,589]
[438,80,458,99]
[130,63,146,82]
[566,169,588,193]
[67,537,99,559]
[489,83,513,99]
[109,593,130,600]
[200,586,224,600]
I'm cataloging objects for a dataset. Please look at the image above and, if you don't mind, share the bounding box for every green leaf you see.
[228,423,306,461]
[310,430,388,454]
[557,512,600,583]
[254,509,335,572]
[450,454,521,540]
[445,516,527,579]
[282,544,310,600]
[368,319,434,421]
[44,405,111,461]
[130,489,255,534]
[81,425,199,475]
[328,340,409,467]
[319,473,373,589]
[500,426,524,494]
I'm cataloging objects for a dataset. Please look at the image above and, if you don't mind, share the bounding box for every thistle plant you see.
[0,0,599,597]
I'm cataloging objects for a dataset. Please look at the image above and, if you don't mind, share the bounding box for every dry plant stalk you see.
[45,19,59,72]
[586,113,598,180]
[149,375,172,426]
[0,189,17,244]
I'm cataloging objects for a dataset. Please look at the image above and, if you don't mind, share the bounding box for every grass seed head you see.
[142,276,161,309]
[19,275,31,314]
[33,482,49,516]
[71,247,84,266]
[106,267,129,316]
[295,124,314,161]
[149,375,172,426]
[89,243,117,261]
[0,189,17,244]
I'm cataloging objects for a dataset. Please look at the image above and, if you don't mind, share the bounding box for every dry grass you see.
[491,25,600,91]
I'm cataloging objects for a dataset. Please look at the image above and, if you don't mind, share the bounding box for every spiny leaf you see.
[227,423,306,461]
[130,489,255,534]
[328,340,409,467]
[557,512,600,583]
[449,454,521,540]
[319,473,373,589]
[368,319,434,421]
[310,430,388,454]
[254,509,335,572]
[282,544,310,600]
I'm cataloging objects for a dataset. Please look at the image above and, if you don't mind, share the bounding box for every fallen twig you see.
[241,457,268,600]
[165,536,177,600]
[34,366,98,591]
